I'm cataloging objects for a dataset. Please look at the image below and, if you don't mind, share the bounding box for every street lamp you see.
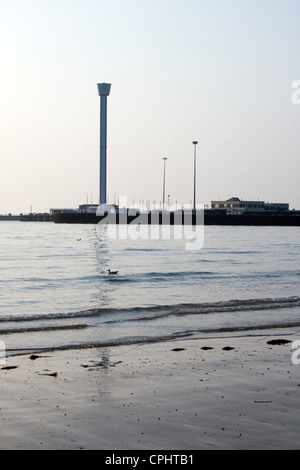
[162,157,168,210]
[192,141,198,212]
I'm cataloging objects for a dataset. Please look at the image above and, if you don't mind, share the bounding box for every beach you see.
[1,331,299,450]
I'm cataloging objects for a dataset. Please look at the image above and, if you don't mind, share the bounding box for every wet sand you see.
[0,332,299,450]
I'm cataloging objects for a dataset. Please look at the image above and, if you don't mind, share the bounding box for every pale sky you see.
[1,0,300,214]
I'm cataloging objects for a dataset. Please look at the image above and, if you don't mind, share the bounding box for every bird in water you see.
[107,269,119,275]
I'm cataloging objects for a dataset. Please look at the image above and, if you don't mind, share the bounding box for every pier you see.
[0,215,20,221]
[53,208,300,226]
[20,213,53,222]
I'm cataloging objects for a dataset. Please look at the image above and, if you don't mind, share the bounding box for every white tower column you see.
[97,83,111,205]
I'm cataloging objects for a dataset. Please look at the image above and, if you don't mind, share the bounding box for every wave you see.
[1,296,300,324]
[104,269,300,283]
[2,269,299,292]
[0,324,87,335]
[103,270,217,282]
[106,296,300,323]
[6,331,193,356]
[3,296,300,356]
[6,320,300,356]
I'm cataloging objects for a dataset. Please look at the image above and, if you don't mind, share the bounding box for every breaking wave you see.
[1,295,299,324]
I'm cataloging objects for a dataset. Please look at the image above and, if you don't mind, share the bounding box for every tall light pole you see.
[192,141,198,211]
[97,83,111,205]
[162,157,168,210]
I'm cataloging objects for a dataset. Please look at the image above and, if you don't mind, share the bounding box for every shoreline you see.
[1,331,300,450]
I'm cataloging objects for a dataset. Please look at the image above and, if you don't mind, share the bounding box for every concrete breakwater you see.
[2,210,299,225]
[53,209,300,226]
[0,215,20,221]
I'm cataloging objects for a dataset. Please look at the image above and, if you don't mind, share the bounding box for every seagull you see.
[107,269,119,275]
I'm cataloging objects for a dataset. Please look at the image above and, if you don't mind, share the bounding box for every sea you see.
[0,221,299,357]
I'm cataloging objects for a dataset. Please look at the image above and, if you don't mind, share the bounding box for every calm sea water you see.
[0,221,299,356]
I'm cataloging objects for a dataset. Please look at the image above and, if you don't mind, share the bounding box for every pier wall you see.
[53,210,300,226]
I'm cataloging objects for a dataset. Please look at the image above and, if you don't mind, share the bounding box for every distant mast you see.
[97,83,111,205]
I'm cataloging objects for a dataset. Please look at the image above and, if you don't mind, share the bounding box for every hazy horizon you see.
[1,0,300,214]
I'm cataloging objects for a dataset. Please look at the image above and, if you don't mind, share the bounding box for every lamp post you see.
[192,141,198,212]
[162,157,168,210]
